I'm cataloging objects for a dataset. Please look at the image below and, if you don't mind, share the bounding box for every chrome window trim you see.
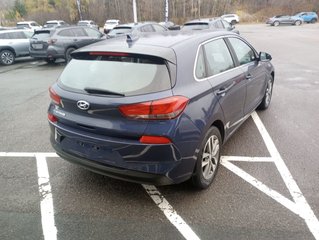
[193,35,258,82]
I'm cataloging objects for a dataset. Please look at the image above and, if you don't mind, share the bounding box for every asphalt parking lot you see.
[0,23,319,240]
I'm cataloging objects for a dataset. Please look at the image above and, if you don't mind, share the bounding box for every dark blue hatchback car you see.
[48,30,274,189]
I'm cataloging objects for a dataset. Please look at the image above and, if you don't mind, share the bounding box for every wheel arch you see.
[0,47,16,56]
[211,120,225,144]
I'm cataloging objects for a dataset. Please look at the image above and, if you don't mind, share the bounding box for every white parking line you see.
[221,112,319,240]
[251,111,319,239]
[143,184,200,240]
[36,154,57,240]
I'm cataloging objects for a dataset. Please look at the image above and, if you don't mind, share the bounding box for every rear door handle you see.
[246,74,252,80]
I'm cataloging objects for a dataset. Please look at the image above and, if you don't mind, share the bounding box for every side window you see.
[140,25,154,32]
[152,24,166,32]
[58,29,74,37]
[0,33,9,39]
[195,47,206,79]
[72,28,88,37]
[228,37,256,65]
[85,28,100,37]
[203,39,234,76]
[221,20,231,29]
[9,32,27,39]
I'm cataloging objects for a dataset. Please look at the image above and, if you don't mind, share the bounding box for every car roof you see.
[114,22,155,29]
[0,29,32,33]
[17,21,37,24]
[74,30,237,64]
[46,20,65,23]
[184,18,214,24]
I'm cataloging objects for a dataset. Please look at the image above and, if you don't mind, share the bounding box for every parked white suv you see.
[221,14,240,25]
[43,20,68,28]
[16,21,42,30]
[103,19,120,34]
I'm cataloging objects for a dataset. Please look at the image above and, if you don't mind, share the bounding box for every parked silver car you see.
[0,29,33,65]
[77,20,98,30]
[182,18,239,34]
[266,15,303,26]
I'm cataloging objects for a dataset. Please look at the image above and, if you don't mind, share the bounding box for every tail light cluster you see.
[119,96,189,120]
[48,87,61,123]
[47,39,57,45]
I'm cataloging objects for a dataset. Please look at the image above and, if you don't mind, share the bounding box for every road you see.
[0,23,318,240]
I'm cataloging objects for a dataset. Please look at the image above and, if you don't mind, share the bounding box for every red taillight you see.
[140,136,171,144]
[119,96,189,120]
[49,87,61,105]
[47,39,57,45]
[89,52,129,57]
[48,113,58,123]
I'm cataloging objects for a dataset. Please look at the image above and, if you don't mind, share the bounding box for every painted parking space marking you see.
[221,111,319,240]
[36,154,57,240]
[0,152,199,240]
[0,112,318,239]
[143,184,200,240]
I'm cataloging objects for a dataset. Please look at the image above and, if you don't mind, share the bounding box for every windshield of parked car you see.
[182,23,209,30]
[58,54,171,96]
[108,27,132,36]
[16,24,30,29]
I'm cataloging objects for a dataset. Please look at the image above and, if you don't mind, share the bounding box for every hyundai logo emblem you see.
[77,100,90,110]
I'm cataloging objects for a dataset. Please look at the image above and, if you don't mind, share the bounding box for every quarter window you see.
[203,39,234,76]
[228,38,256,65]
[195,47,206,79]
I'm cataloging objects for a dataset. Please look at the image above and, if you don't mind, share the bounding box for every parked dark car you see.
[266,15,303,26]
[294,12,318,23]
[182,18,239,34]
[107,22,167,38]
[48,30,274,189]
[29,26,104,63]
[0,29,33,65]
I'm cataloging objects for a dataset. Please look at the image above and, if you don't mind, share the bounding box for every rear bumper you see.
[29,48,64,60]
[53,145,174,185]
[50,122,195,185]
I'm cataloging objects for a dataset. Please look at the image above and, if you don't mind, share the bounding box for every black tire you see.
[65,47,76,63]
[294,20,302,26]
[45,58,56,64]
[231,20,237,25]
[273,21,280,27]
[0,49,15,65]
[310,18,317,24]
[192,126,221,189]
[257,76,274,110]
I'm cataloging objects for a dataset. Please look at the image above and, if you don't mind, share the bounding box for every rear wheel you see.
[0,49,15,65]
[294,20,302,26]
[65,47,76,63]
[192,126,221,189]
[257,76,274,110]
[310,18,317,23]
[231,20,237,25]
[273,21,280,27]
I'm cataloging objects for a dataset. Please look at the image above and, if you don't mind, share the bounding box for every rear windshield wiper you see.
[84,88,125,97]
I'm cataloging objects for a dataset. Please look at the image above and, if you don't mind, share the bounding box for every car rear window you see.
[32,30,52,40]
[58,53,171,96]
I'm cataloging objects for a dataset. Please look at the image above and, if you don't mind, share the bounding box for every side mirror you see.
[259,52,272,61]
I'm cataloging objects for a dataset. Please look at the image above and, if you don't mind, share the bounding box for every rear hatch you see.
[30,29,53,51]
[49,51,176,140]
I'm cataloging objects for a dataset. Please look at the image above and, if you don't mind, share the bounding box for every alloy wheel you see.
[1,50,14,65]
[201,135,220,180]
